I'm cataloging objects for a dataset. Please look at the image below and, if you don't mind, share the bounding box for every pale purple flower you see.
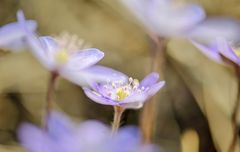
[18,111,160,152]
[83,72,165,109]
[192,37,240,65]
[120,0,205,37]
[17,10,128,86]
[188,18,240,44]
[0,15,37,51]
[120,0,240,43]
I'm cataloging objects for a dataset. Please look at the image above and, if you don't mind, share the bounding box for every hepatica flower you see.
[83,72,165,109]
[120,0,205,37]
[188,18,240,44]
[18,111,160,152]
[192,37,240,66]
[17,10,127,86]
[18,10,103,75]
[0,15,37,51]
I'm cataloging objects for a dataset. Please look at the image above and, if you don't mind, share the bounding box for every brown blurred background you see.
[0,0,240,152]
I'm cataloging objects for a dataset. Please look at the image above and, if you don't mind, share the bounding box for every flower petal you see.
[17,10,54,70]
[146,81,165,97]
[191,40,223,64]
[188,18,240,43]
[121,81,165,105]
[18,124,55,152]
[76,121,110,145]
[83,87,119,106]
[121,0,153,31]
[121,102,144,109]
[47,111,76,139]
[60,65,128,87]
[0,20,37,46]
[65,48,104,71]
[140,72,159,88]
[149,0,205,37]
[121,92,148,104]
[216,37,240,65]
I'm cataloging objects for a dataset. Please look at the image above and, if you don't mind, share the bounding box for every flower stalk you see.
[140,35,166,143]
[111,106,125,135]
[45,72,58,130]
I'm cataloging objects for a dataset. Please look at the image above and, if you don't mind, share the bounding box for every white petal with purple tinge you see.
[83,88,119,106]
[140,72,159,88]
[60,65,128,87]
[188,18,240,43]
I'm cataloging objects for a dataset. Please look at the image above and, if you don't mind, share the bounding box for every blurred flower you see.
[83,72,165,109]
[188,17,240,44]
[0,16,37,51]
[18,111,160,152]
[17,10,127,86]
[120,0,240,43]
[120,0,205,37]
[192,37,240,65]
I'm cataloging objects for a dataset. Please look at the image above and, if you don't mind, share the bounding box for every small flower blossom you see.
[120,0,205,37]
[121,0,240,43]
[17,10,128,86]
[192,37,240,66]
[83,72,165,109]
[18,111,160,152]
[0,15,37,51]
[188,18,240,44]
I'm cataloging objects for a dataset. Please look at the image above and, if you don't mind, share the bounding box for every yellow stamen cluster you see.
[116,88,129,101]
[55,50,69,64]
[53,32,91,65]
[54,32,91,52]
[104,77,142,101]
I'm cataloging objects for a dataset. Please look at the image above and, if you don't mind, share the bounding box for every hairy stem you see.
[140,34,166,143]
[44,72,58,130]
[111,106,125,135]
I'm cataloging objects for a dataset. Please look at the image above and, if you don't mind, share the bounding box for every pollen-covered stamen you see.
[53,32,91,65]
[54,32,91,52]
[103,77,144,101]
[55,49,69,64]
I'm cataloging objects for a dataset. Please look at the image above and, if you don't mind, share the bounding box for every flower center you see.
[55,49,69,64]
[53,32,91,65]
[54,32,91,53]
[104,77,142,101]
[116,88,129,101]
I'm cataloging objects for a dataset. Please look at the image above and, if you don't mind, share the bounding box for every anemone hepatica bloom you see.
[188,18,240,44]
[17,11,127,86]
[83,72,165,109]
[18,111,159,152]
[192,37,240,66]
[120,0,205,37]
[0,16,37,51]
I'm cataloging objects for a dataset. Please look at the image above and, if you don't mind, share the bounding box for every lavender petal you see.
[191,40,223,64]
[83,87,119,106]
[140,72,159,88]
[65,48,104,71]
[60,65,128,87]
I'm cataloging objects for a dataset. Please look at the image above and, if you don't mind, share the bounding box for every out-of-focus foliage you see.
[168,39,240,152]
[0,0,240,152]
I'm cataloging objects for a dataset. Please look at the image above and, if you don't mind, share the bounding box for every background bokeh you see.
[0,0,240,152]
